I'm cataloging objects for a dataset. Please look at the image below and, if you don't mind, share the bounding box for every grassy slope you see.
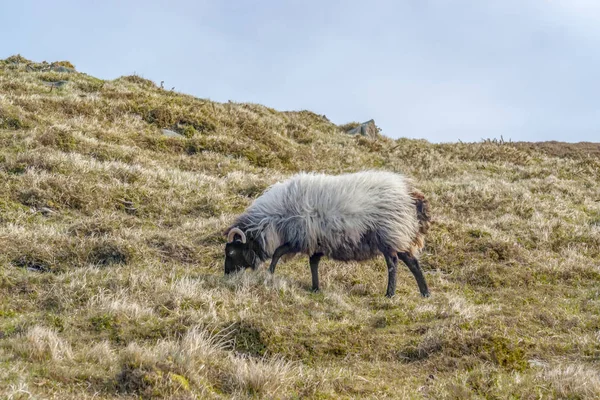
[0,55,599,399]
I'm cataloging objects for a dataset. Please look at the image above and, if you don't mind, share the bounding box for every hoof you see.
[421,291,430,298]
[310,288,320,293]
[385,293,395,299]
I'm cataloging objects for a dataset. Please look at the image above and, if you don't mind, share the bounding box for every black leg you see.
[309,253,323,292]
[384,253,398,298]
[269,244,294,274]
[398,252,430,297]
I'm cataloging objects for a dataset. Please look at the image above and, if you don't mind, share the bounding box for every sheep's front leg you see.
[309,253,323,292]
[269,244,294,274]
[398,252,430,297]
[384,253,398,298]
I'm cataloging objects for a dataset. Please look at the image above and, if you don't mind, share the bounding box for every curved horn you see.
[227,227,247,243]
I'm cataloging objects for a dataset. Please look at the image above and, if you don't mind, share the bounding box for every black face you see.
[224,241,254,275]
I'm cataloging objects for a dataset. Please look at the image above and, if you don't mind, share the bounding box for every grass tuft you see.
[10,326,73,361]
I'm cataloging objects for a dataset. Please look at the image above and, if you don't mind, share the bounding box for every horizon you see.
[2,1,600,143]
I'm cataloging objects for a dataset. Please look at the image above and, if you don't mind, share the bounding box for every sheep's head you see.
[224,227,258,275]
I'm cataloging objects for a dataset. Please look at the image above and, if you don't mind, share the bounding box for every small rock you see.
[50,65,75,73]
[38,207,56,216]
[161,128,184,138]
[42,80,69,90]
[528,359,547,368]
[346,119,380,138]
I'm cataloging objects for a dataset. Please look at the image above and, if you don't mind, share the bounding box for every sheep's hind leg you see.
[269,244,294,274]
[384,253,398,298]
[398,252,430,298]
[309,253,323,292]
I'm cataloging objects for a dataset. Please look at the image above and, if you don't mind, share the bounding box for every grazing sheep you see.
[224,171,431,298]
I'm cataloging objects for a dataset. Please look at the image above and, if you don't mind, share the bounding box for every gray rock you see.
[42,80,69,91]
[38,207,56,216]
[346,119,379,138]
[162,129,184,138]
[50,65,75,73]
[43,80,69,87]
[528,359,547,368]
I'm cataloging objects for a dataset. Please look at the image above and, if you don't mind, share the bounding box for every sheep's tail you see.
[409,190,431,255]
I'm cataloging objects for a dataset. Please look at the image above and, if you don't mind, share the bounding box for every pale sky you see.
[2,1,600,142]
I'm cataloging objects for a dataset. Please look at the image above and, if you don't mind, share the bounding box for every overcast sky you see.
[2,1,600,142]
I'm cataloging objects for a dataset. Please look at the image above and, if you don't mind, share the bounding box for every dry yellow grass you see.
[1,54,599,399]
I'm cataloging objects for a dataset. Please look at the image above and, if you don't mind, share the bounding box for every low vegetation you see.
[1,55,599,399]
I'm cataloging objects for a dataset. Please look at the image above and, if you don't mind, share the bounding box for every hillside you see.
[1,55,599,399]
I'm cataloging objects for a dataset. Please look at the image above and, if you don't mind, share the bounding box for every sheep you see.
[223,170,431,298]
